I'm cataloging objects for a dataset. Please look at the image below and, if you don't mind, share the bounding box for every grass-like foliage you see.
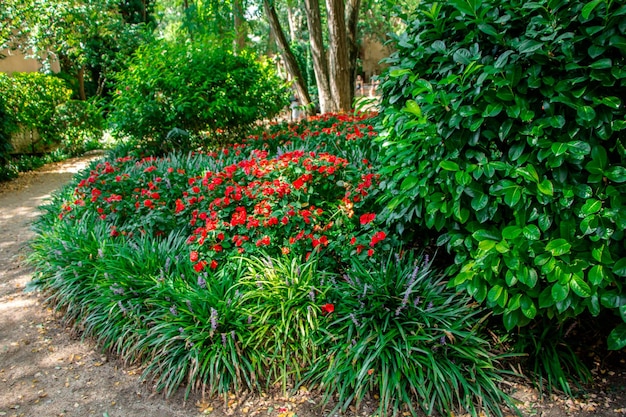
[29,113,514,416]
[309,252,514,416]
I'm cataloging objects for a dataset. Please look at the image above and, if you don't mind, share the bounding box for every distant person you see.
[290,94,301,122]
[370,75,380,97]
[355,75,363,96]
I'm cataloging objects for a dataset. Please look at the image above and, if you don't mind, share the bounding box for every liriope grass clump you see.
[310,252,516,417]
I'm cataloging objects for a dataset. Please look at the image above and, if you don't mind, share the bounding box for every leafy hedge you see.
[377,0,626,346]
[0,72,74,180]
[108,37,290,153]
[0,72,72,148]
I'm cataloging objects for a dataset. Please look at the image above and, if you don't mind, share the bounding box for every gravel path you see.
[0,155,203,417]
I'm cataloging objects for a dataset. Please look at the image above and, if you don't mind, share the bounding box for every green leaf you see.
[537,179,554,196]
[503,310,519,331]
[499,120,513,140]
[519,266,538,288]
[552,282,569,302]
[601,96,621,109]
[582,0,604,19]
[400,175,419,191]
[439,160,460,171]
[606,166,626,183]
[545,239,572,256]
[404,100,422,117]
[389,68,411,78]
[504,186,523,207]
[488,284,508,308]
[551,142,569,156]
[518,39,543,54]
[495,50,514,68]
[539,287,555,308]
[590,58,612,69]
[483,103,503,117]
[580,199,602,215]
[502,225,522,240]
[614,258,626,277]
[588,264,608,286]
[471,193,489,211]
[478,239,497,252]
[570,275,592,298]
[449,0,478,16]
[608,324,626,350]
[523,224,541,240]
[520,295,537,319]
[577,105,597,122]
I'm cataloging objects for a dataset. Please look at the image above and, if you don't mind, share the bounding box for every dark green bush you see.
[51,98,104,156]
[0,72,72,149]
[108,37,290,153]
[377,0,626,347]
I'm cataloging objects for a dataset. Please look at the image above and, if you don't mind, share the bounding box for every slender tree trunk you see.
[233,0,246,52]
[345,0,361,105]
[286,6,298,42]
[303,0,332,113]
[263,0,312,112]
[77,66,86,100]
[325,0,351,111]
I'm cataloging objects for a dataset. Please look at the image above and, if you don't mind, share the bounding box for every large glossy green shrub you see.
[377,0,626,347]
[109,37,290,152]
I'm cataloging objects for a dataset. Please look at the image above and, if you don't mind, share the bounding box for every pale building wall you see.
[0,48,60,74]
[361,37,392,83]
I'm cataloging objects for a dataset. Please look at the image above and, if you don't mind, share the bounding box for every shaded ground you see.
[1,154,626,417]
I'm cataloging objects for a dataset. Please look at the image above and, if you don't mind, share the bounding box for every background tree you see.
[1,0,154,100]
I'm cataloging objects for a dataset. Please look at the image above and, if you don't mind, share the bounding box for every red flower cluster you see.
[59,112,389,273]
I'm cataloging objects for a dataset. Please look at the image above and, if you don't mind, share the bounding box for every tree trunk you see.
[325,0,352,111]
[263,0,312,112]
[303,0,332,113]
[286,6,298,43]
[233,0,246,52]
[345,0,361,105]
[77,66,86,101]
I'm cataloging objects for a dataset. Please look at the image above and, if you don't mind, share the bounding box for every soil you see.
[1,154,626,417]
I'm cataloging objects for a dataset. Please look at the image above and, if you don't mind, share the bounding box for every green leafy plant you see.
[377,0,626,351]
[109,36,290,153]
[51,98,104,155]
[308,251,515,416]
[0,72,72,150]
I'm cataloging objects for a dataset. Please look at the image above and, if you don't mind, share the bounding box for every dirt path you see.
[0,155,204,417]
[1,155,626,417]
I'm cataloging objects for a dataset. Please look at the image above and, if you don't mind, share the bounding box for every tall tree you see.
[345,0,361,103]
[1,0,154,100]
[302,0,332,112]
[263,0,312,112]
[325,0,351,111]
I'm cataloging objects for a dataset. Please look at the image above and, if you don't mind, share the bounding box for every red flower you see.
[321,303,335,315]
[367,248,374,257]
[293,177,305,190]
[175,199,185,213]
[144,199,154,208]
[360,213,376,225]
[370,231,387,247]
[190,251,199,262]
[256,236,271,247]
[210,260,218,269]
[350,237,356,245]
[193,260,207,272]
